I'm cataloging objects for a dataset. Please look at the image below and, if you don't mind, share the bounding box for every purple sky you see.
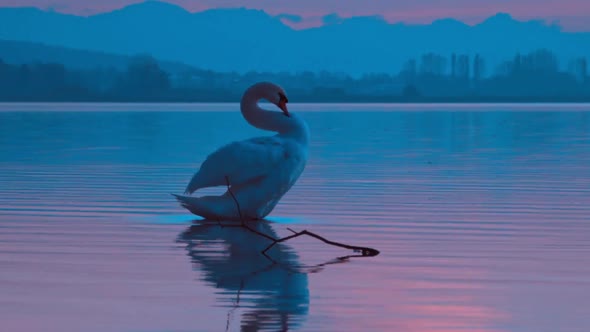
[1,0,590,31]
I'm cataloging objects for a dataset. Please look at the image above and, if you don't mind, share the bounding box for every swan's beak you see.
[278,100,290,117]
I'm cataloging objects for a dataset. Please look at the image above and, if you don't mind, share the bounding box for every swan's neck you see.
[240,90,309,145]
[240,92,280,132]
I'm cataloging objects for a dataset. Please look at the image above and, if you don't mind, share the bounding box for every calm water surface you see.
[1,104,589,332]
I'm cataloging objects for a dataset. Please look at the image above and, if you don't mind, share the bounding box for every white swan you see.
[173,82,310,220]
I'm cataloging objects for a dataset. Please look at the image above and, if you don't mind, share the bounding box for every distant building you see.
[568,57,587,82]
[455,55,470,80]
[473,54,485,81]
[451,53,456,78]
[495,49,559,76]
[420,53,447,76]
[521,49,558,73]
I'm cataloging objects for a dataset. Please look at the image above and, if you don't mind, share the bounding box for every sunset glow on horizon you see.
[0,0,589,31]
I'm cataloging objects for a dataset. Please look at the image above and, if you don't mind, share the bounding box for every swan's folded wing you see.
[185,136,288,194]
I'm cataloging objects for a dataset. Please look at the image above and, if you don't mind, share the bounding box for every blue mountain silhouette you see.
[0,1,588,75]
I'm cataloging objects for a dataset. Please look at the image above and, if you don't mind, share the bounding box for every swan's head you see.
[265,83,290,117]
[276,90,290,117]
[241,81,309,144]
[249,82,290,117]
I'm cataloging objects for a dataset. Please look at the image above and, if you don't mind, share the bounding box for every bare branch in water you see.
[223,176,380,258]
[224,176,276,242]
[262,230,380,257]
[224,175,244,221]
[225,279,244,332]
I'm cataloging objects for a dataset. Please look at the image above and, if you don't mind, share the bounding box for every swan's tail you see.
[171,193,237,220]
[172,194,204,216]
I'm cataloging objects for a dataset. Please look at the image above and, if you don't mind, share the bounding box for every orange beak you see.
[278,100,290,117]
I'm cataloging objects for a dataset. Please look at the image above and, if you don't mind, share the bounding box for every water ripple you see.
[1,107,589,332]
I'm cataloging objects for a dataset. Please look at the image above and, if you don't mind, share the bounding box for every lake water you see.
[1,103,589,332]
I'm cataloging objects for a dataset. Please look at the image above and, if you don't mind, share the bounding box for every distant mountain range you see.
[0,1,589,75]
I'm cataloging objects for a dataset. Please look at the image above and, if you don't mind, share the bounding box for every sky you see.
[1,0,590,31]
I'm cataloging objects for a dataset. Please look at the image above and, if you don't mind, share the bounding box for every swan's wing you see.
[185,136,288,194]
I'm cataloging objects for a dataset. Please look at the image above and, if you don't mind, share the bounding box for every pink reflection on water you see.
[0,221,225,332]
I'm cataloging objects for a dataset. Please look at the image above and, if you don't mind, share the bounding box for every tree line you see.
[0,49,589,102]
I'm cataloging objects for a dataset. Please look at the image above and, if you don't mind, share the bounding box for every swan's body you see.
[174,82,309,220]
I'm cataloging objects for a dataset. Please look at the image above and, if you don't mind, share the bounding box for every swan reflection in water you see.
[177,220,310,331]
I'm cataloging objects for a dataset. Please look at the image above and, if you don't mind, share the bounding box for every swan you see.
[173,82,310,220]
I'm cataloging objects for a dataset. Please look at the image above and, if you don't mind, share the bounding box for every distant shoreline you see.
[3,98,590,104]
[2,49,589,106]
[2,102,590,113]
